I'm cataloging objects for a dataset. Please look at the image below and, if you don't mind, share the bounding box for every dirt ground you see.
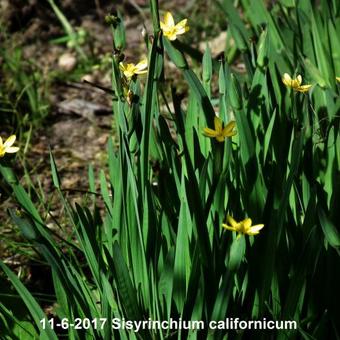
[0,0,230,270]
[0,0,135,264]
[0,0,210,193]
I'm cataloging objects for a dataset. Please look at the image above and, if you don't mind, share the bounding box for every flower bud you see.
[105,14,120,27]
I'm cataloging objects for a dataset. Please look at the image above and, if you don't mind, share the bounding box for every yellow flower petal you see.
[296,75,302,86]
[242,218,252,230]
[222,120,236,137]
[247,231,260,236]
[214,116,223,133]
[4,135,16,148]
[336,77,340,83]
[164,11,175,27]
[160,22,166,30]
[5,146,20,153]
[135,59,148,73]
[227,215,238,229]
[168,32,178,41]
[203,127,219,137]
[0,136,3,146]
[222,223,237,232]
[134,69,148,76]
[249,224,265,233]
[175,19,189,35]
[282,73,292,87]
[296,84,312,93]
[119,63,126,72]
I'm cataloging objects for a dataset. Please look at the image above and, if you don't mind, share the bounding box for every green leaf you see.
[304,58,327,88]
[111,242,143,321]
[318,207,340,248]
[173,182,191,311]
[0,261,58,339]
[263,109,276,164]
[9,210,38,241]
[0,164,18,185]
[227,237,246,272]
[49,150,61,189]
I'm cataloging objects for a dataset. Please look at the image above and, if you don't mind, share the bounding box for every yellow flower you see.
[203,116,237,142]
[222,215,264,239]
[119,59,148,80]
[282,73,312,93]
[336,77,340,83]
[160,11,189,41]
[0,135,20,158]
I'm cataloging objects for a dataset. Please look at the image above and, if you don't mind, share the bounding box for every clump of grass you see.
[46,0,87,59]
[0,34,49,134]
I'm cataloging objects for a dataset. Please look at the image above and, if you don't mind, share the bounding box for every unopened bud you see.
[105,14,120,27]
